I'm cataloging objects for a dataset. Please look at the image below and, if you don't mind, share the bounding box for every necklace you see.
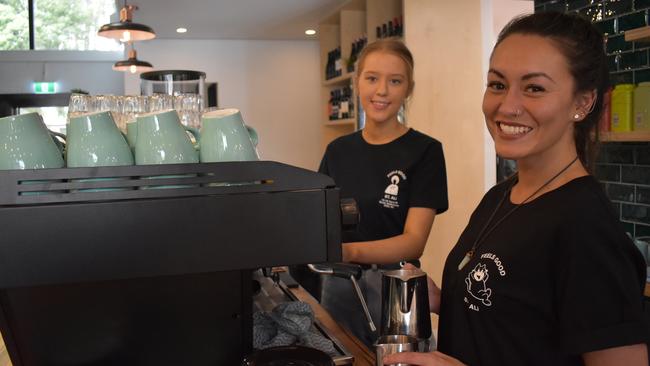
[457,156,579,271]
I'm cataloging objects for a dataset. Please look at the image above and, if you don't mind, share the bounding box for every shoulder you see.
[403,128,443,149]
[554,176,614,221]
[324,130,363,153]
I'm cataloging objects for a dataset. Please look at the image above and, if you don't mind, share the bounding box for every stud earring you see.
[574,113,581,120]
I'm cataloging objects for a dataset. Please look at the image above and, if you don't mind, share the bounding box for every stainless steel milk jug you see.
[380,268,431,340]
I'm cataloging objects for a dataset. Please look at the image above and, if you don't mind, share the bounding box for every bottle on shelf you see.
[346,36,367,73]
[347,40,358,73]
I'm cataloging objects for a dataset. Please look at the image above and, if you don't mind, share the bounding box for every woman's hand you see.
[383,351,466,365]
[402,263,441,314]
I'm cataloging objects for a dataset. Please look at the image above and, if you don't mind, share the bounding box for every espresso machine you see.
[0,161,347,365]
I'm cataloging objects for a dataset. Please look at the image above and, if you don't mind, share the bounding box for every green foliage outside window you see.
[0,0,121,51]
[0,0,29,50]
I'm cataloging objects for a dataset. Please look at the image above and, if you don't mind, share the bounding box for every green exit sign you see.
[33,82,57,94]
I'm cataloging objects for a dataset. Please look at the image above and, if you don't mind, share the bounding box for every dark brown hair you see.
[356,39,415,97]
[495,11,609,170]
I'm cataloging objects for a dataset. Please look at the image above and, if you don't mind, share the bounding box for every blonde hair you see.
[355,39,415,96]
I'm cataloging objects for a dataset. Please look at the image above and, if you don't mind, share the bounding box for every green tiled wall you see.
[536,0,650,84]
[534,0,650,237]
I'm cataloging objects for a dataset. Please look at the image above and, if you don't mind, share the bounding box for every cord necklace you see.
[457,156,579,271]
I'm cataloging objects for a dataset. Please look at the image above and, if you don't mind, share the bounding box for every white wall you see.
[123,39,323,171]
[0,51,124,95]
[405,0,533,331]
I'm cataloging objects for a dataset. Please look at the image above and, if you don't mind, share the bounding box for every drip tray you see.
[252,273,354,365]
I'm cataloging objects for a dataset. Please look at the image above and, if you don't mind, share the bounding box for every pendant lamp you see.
[98,1,155,42]
[113,44,153,74]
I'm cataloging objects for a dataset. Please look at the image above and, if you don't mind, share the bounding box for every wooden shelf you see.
[323,72,354,86]
[625,26,650,42]
[325,118,356,126]
[599,131,650,142]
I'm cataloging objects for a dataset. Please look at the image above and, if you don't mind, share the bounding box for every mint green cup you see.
[0,112,65,170]
[135,109,199,189]
[67,111,134,192]
[0,112,65,195]
[199,108,259,162]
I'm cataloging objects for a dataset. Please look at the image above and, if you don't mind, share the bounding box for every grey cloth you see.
[320,267,382,347]
[253,301,337,356]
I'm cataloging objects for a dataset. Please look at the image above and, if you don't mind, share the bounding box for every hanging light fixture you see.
[98,1,156,42]
[113,43,153,74]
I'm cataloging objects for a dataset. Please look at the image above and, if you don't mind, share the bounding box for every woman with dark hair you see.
[385,11,648,366]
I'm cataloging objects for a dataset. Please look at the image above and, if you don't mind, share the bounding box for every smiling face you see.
[483,34,592,166]
[357,51,410,127]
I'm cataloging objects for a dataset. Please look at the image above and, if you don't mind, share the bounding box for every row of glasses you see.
[68,93,204,131]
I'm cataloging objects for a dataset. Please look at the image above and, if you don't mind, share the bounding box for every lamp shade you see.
[98,22,155,42]
[98,4,155,42]
[113,48,153,74]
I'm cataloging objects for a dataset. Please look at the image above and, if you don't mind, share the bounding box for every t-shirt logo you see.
[463,253,507,311]
[465,263,492,307]
[385,175,400,195]
[379,170,406,209]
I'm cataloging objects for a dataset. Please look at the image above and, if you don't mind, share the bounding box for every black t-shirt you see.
[319,128,448,245]
[438,175,648,366]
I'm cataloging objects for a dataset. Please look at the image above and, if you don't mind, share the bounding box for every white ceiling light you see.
[176,27,188,34]
[305,29,316,36]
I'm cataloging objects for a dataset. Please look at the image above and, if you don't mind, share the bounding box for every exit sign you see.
[33,82,57,94]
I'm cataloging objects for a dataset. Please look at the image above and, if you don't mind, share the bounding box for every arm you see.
[583,344,648,366]
[342,207,436,264]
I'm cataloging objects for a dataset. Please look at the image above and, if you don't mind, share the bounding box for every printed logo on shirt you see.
[463,253,507,312]
[379,170,407,209]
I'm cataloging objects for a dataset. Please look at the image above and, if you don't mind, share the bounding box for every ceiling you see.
[127,0,348,40]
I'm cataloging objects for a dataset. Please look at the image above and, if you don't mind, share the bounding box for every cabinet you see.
[318,0,403,149]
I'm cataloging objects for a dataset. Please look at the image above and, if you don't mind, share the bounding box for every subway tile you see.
[634,68,650,82]
[635,223,650,237]
[608,182,637,201]
[596,163,622,181]
[579,3,605,21]
[605,0,634,18]
[594,18,617,34]
[607,34,634,53]
[637,145,650,164]
[622,165,650,184]
[603,144,636,163]
[608,54,619,71]
[636,0,650,10]
[547,1,569,12]
[634,40,650,49]
[617,11,647,32]
[620,220,636,235]
[638,185,650,204]
[619,49,649,69]
[622,203,650,224]
[535,4,545,12]
[611,70,635,83]
[535,0,556,4]
[569,0,593,11]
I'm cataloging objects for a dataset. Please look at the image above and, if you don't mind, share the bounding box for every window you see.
[0,0,29,50]
[0,0,122,51]
[18,106,68,133]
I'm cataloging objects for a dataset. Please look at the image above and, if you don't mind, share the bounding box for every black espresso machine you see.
[0,161,348,365]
